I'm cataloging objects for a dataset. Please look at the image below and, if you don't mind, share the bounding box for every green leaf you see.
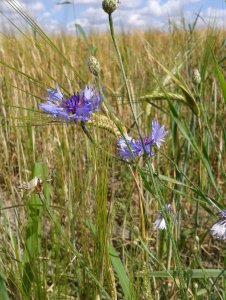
[167,99,218,192]
[144,47,200,116]
[158,174,190,187]
[0,271,9,300]
[215,63,226,103]
[109,244,133,300]
[75,23,96,55]
[22,162,49,295]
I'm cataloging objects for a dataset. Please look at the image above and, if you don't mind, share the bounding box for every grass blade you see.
[0,271,9,300]
[109,244,133,300]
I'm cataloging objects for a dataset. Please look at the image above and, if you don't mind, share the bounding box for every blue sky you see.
[1,0,226,32]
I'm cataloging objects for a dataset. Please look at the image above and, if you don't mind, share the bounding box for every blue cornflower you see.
[117,135,143,160]
[117,120,168,160]
[151,120,168,148]
[39,83,102,123]
[210,209,226,240]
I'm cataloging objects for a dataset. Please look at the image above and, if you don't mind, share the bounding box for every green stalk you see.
[139,163,189,299]
[108,14,144,143]
[108,12,189,298]
[22,162,49,297]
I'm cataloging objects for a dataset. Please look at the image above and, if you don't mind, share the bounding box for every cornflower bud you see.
[88,56,101,76]
[195,235,199,243]
[194,282,198,290]
[192,68,201,85]
[102,0,119,14]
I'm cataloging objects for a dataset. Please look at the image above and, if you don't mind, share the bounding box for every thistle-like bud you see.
[88,56,101,76]
[102,0,119,14]
[192,68,201,85]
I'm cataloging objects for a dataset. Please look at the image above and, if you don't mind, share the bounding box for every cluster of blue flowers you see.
[39,83,102,123]
[39,84,225,240]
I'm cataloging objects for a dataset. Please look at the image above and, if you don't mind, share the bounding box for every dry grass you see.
[0,26,225,299]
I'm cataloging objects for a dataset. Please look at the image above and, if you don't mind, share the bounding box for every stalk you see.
[107,12,189,299]
[108,14,144,143]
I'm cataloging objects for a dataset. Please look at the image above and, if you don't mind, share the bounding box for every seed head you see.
[192,68,201,85]
[88,113,123,137]
[194,283,198,290]
[88,56,101,76]
[102,0,119,14]
[195,235,199,243]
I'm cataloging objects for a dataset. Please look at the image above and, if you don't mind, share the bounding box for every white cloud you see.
[199,7,226,27]
[206,7,226,19]
[27,1,45,12]
[120,0,143,9]
[141,0,183,17]
[80,6,107,24]
[1,0,226,34]
[64,0,182,32]
[74,0,100,3]
[42,11,50,18]
[126,13,146,27]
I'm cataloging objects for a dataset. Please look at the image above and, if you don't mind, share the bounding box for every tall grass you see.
[0,1,225,299]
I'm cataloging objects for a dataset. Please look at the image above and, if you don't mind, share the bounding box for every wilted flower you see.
[117,120,168,160]
[102,0,119,14]
[210,209,226,240]
[19,177,43,194]
[153,204,171,230]
[39,83,102,123]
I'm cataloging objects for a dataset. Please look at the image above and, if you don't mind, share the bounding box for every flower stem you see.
[130,166,146,240]
[108,14,143,142]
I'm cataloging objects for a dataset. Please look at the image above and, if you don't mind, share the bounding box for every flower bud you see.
[192,68,201,85]
[195,235,199,243]
[102,0,119,14]
[194,282,198,290]
[88,56,101,76]
[193,246,198,253]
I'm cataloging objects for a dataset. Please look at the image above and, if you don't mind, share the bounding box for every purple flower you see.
[117,120,168,160]
[117,135,143,160]
[39,83,102,123]
[153,204,171,230]
[210,209,226,240]
[151,120,168,149]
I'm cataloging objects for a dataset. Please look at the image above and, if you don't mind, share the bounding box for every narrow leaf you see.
[215,64,226,103]
[0,271,9,300]
[75,23,96,55]
[109,244,132,300]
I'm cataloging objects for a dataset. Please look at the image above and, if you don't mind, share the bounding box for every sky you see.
[0,0,226,33]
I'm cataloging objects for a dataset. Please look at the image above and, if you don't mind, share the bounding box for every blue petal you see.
[151,120,168,148]
[47,83,63,101]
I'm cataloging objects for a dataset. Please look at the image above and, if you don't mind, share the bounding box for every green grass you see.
[0,1,225,299]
